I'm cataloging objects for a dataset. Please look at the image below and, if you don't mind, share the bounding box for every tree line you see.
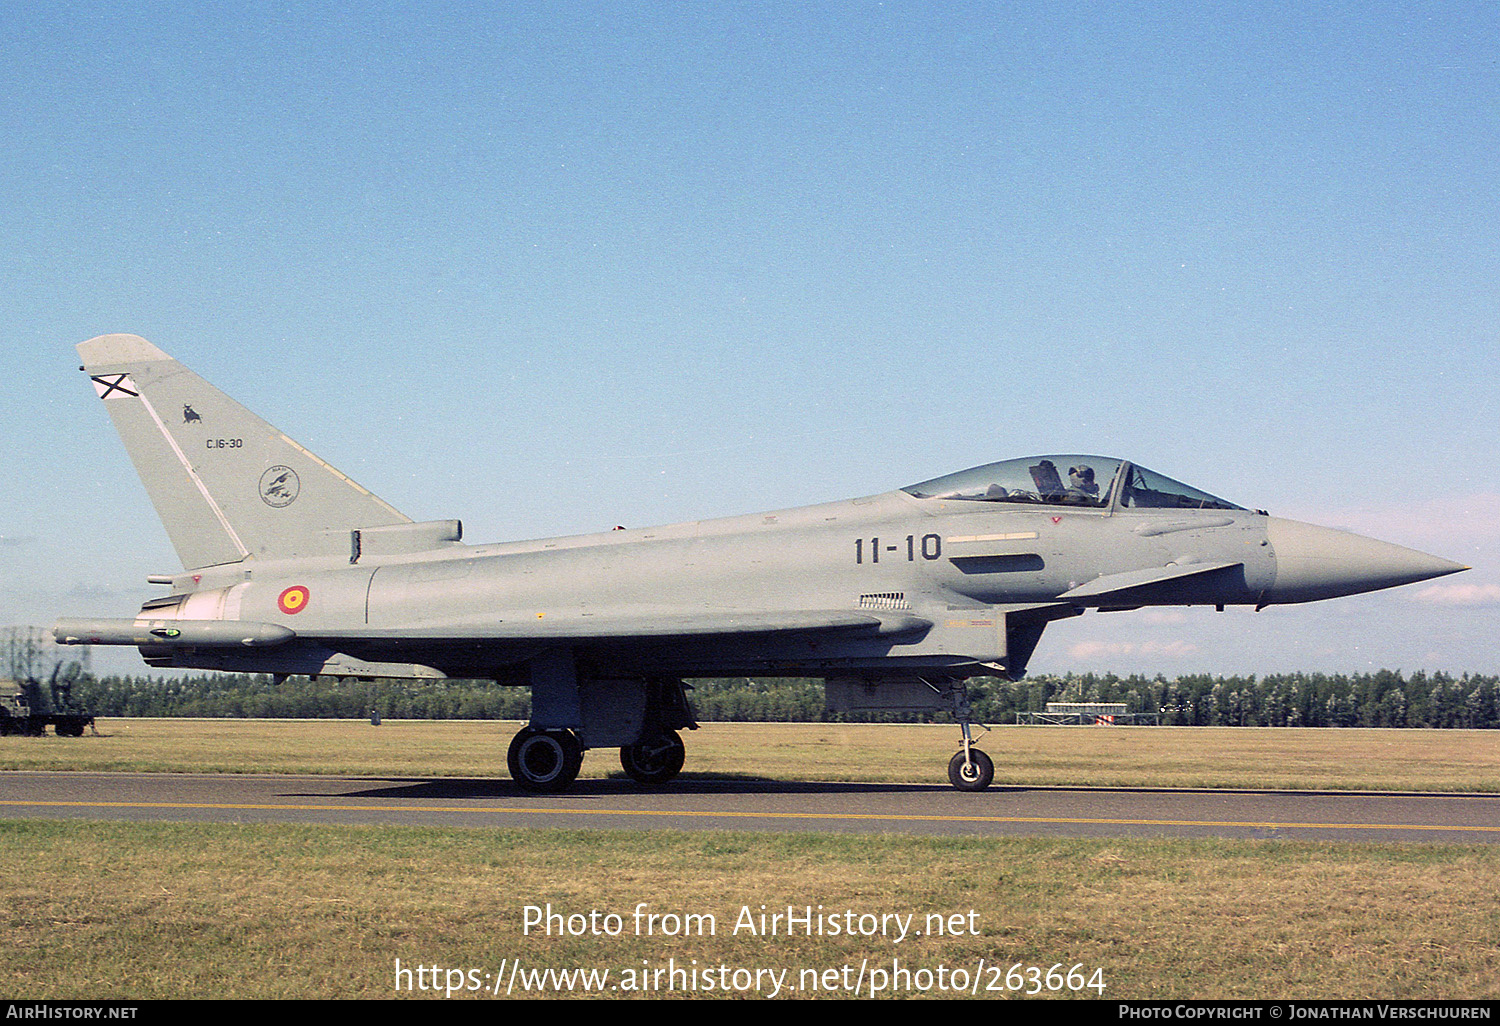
[61,669,1500,728]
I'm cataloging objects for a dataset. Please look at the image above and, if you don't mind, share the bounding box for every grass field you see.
[2,720,1497,1000]
[1,718,1497,792]
[2,821,1498,1000]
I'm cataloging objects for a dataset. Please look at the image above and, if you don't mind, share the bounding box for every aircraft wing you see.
[60,609,935,649]
[314,609,933,641]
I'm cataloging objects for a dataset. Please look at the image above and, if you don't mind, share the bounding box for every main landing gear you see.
[508,674,698,792]
[505,725,689,792]
[507,726,583,793]
[505,726,688,791]
[619,731,686,785]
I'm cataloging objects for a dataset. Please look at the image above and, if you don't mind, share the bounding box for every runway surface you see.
[2,770,1497,841]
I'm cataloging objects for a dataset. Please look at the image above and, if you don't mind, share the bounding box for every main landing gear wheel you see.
[508,726,583,793]
[948,748,994,791]
[620,731,686,785]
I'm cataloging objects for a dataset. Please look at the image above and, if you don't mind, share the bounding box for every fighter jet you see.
[56,335,1467,791]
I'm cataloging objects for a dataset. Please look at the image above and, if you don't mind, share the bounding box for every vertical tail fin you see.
[78,334,410,569]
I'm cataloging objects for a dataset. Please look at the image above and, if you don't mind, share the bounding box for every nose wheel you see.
[508,726,583,792]
[948,748,994,791]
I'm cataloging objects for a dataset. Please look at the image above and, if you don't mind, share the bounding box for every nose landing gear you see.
[947,683,994,792]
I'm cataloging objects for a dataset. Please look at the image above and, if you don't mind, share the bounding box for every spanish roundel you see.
[277,585,310,615]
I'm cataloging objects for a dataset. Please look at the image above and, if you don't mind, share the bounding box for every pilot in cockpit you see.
[1068,465,1099,503]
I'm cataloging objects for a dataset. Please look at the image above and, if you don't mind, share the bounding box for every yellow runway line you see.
[3,798,1498,833]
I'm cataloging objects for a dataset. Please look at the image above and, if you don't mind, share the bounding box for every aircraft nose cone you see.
[1265,517,1468,604]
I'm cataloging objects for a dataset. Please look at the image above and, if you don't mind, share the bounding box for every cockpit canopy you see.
[901,456,1244,512]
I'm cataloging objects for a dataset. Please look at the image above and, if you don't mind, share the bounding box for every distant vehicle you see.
[56,335,1465,790]
[0,673,94,737]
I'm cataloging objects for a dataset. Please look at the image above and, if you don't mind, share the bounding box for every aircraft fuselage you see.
[82,485,1417,685]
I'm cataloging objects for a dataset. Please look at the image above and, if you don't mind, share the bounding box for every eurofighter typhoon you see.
[56,335,1467,791]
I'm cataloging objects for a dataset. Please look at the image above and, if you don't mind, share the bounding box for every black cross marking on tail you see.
[91,374,138,399]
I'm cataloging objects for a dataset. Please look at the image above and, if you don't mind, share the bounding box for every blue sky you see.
[3,2,1496,675]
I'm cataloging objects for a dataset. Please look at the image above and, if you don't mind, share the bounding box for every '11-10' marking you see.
[856,534,941,563]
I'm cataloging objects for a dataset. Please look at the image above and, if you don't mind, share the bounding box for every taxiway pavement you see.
[2,771,1497,842]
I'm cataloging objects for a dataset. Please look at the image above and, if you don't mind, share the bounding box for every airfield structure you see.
[1018,702,1159,726]
[0,627,95,736]
[0,678,95,736]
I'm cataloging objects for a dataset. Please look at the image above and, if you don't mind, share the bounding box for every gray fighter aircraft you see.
[56,335,1467,791]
